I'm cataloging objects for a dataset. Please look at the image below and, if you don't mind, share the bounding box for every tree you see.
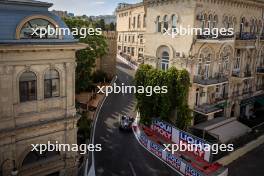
[63,18,108,93]
[134,64,192,129]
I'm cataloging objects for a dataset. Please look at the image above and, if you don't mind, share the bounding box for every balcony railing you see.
[256,85,264,91]
[197,33,234,40]
[256,67,264,74]
[232,70,240,77]
[193,74,228,85]
[232,91,240,97]
[242,87,253,95]
[236,32,257,40]
[244,70,252,77]
[195,93,228,114]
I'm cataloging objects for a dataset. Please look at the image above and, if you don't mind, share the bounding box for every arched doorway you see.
[161,51,169,71]
[21,150,61,176]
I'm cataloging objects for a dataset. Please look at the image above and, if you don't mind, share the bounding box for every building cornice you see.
[0,43,88,52]
[144,0,264,8]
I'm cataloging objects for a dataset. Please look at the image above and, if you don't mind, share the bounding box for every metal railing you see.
[193,74,228,85]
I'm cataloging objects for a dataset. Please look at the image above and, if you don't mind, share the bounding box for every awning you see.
[256,97,264,106]
[193,117,251,143]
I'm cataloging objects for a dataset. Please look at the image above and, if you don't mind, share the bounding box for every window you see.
[213,15,218,28]
[240,17,246,34]
[133,16,136,28]
[129,17,131,29]
[163,15,168,32]
[171,14,177,29]
[44,69,60,98]
[131,47,135,56]
[19,71,37,102]
[143,14,146,27]
[156,16,161,32]
[161,51,169,71]
[20,18,58,39]
[234,49,241,70]
[137,15,141,28]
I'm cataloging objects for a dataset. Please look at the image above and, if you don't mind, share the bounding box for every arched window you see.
[156,16,161,32]
[161,51,169,71]
[223,16,229,29]
[250,18,256,34]
[137,14,141,28]
[19,71,37,102]
[240,17,246,34]
[129,17,131,29]
[208,14,213,29]
[19,18,58,39]
[44,69,60,98]
[133,16,136,28]
[163,15,168,32]
[201,13,207,30]
[171,14,177,29]
[219,47,231,74]
[213,15,218,28]
[143,14,147,27]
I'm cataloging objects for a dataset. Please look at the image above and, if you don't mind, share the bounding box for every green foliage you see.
[134,64,192,130]
[77,113,92,142]
[63,18,108,93]
[92,70,109,83]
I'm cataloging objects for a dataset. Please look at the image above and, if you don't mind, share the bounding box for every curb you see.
[117,54,138,70]
[217,134,264,165]
[131,120,184,176]
[85,75,118,176]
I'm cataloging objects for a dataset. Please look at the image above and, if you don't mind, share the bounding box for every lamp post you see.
[1,159,18,176]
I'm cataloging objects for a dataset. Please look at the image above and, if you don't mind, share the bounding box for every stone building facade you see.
[116,0,264,125]
[0,0,86,176]
[94,31,117,79]
[116,2,146,62]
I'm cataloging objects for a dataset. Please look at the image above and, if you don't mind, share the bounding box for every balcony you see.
[231,91,240,98]
[194,94,228,115]
[236,32,257,40]
[232,70,240,77]
[256,67,264,74]
[256,84,264,91]
[242,87,253,95]
[197,33,234,41]
[232,70,252,79]
[193,74,228,86]
[244,70,252,77]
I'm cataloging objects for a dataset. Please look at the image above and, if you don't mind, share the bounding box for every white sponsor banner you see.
[152,119,213,162]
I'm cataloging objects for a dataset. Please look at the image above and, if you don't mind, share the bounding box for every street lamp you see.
[1,159,18,176]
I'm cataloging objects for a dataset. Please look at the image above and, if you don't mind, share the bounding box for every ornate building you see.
[116,2,146,62]
[116,0,264,126]
[0,0,86,175]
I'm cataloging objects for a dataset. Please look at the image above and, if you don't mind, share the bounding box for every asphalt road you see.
[228,144,264,176]
[93,60,178,176]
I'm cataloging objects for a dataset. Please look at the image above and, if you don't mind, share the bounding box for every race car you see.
[119,115,134,131]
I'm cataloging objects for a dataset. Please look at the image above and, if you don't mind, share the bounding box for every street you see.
[228,144,264,176]
[93,60,178,176]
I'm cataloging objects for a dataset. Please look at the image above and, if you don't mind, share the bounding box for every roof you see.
[0,0,53,7]
[193,117,251,143]
[0,0,76,44]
